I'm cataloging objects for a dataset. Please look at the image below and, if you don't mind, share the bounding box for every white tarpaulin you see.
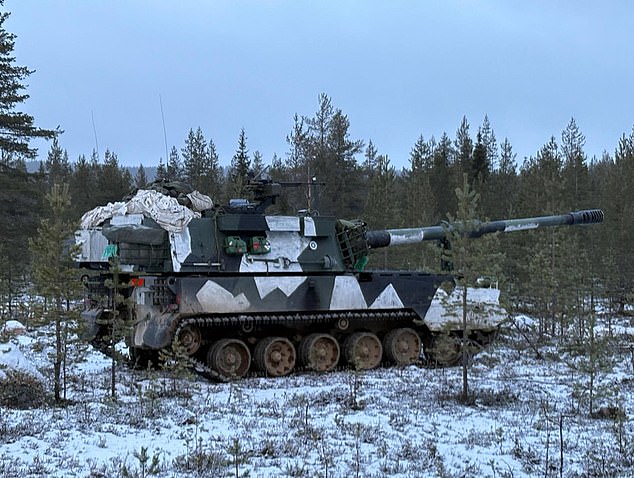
[79,189,213,233]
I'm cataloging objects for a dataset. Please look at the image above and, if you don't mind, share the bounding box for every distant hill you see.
[25,161,158,182]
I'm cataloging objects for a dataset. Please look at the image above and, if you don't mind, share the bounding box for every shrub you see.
[0,370,47,409]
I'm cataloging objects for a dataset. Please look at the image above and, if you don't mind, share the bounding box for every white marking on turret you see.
[254,276,307,298]
[369,284,405,309]
[303,217,317,236]
[196,281,250,313]
[266,216,301,231]
[330,276,367,309]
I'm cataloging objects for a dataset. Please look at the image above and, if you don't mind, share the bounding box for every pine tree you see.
[251,150,265,177]
[104,257,129,400]
[282,113,311,213]
[297,93,364,217]
[441,174,503,402]
[0,5,57,161]
[28,183,81,402]
[326,108,364,217]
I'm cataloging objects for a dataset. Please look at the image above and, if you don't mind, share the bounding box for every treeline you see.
[1,93,633,324]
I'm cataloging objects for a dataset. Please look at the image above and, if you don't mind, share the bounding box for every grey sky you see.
[8,0,634,169]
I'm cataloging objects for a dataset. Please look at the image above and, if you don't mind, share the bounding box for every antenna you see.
[91,110,99,158]
[159,94,169,163]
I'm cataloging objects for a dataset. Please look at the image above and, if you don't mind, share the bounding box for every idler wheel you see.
[426,333,462,366]
[255,337,296,377]
[299,333,340,372]
[176,324,202,356]
[344,332,382,370]
[383,328,421,365]
[207,339,251,379]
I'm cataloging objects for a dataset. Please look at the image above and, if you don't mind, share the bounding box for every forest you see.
[0,1,631,336]
[1,91,633,335]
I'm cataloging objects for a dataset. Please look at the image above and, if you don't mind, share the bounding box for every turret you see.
[364,209,604,249]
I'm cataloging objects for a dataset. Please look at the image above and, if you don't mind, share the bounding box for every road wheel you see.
[300,333,340,372]
[383,328,421,365]
[344,332,382,370]
[176,324,202,356]
[207,339,251,379]
[254,337,296,377]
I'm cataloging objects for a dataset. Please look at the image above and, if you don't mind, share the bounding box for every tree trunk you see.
[462,283,469,401]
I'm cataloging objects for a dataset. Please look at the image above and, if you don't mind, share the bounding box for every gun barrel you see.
[366,209,604,248]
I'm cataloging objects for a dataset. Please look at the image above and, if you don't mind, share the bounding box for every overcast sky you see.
[7,1,634,169]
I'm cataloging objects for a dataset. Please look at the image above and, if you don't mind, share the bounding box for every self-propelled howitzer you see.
[76,180,604,380]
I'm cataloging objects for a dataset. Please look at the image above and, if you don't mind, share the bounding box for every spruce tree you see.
[166,145,183,180]
[454,116,473,178]
[94,150,133,205]
[182,127,209,188]
[363,139,379,175]
[229,128,251,199]
[430,133,455,221]
[135,163,148,189]
[69,153,97,217]
[0,163,43,312]
[396,135,437,270]
[561,118,589,209]
[471,132,489,184]
[479,115,498,168]
[182,127,222,195]
[155,156,168,181]
[364,154,397,268]
[606,129,634,312]
[44,138,72,189]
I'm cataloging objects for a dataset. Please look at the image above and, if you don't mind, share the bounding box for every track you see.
[172,309,422,381]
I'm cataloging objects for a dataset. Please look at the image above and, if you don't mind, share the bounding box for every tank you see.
[75,179,604,380]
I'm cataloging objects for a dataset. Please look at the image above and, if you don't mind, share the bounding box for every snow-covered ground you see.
[1,316,634,478]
